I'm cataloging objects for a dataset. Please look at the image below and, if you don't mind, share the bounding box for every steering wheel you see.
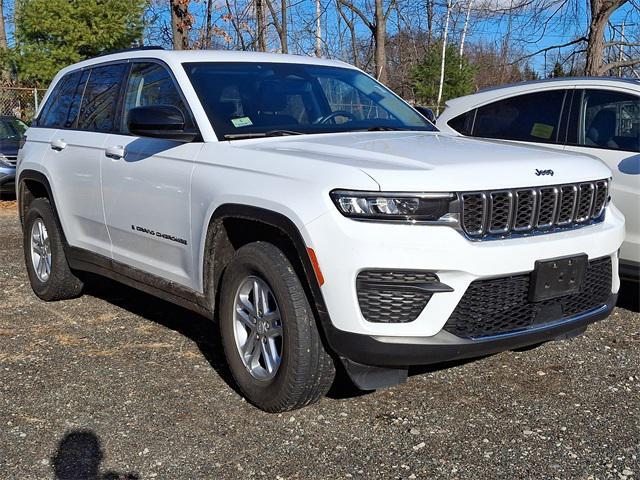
[315,110,356,125]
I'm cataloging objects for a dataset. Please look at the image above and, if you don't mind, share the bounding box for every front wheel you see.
[219,242,335,412]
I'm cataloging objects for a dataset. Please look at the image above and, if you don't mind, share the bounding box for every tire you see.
[23,198,84,301]
[219,241,335,412]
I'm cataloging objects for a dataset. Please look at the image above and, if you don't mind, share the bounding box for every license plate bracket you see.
[529,254,587,302]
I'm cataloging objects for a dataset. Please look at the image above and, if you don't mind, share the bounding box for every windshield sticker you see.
[530,123,554,139]
[231,117,253,128]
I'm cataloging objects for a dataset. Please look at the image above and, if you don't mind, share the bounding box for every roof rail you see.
[96,46,165,58]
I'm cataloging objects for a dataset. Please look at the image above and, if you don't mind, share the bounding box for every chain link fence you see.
[0,87,47,122]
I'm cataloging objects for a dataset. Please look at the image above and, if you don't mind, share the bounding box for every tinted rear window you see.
[448,110,475,135]
[38,71,82,128]
[473,90,566,143]
[65,69,90,128]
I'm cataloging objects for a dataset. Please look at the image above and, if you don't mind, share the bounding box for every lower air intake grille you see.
[444,257,611,339]
[356,270,440,323]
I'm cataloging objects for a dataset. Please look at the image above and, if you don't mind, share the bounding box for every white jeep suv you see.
[17,48,624,412]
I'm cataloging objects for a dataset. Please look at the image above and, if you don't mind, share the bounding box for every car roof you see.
[444,76,640,109]
[55,49,357,78]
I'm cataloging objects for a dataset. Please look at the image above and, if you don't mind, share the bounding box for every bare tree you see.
[255,0,266,51]
[459,0,473,67]
[585,0,637,74]
[315,0,322,56]
[437,0,452,113]
[0,0,7,51]
[170,0,193,50]
[204,0,213,48]
[0,0,9,84]
[265,0,289,52]
[336,0,359,66]
[281,0,288,53]
[511,0,639,75]
[338,0,396,83]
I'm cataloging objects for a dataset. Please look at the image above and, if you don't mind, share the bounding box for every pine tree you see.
[411,42,475,106]
[9,0,146,86]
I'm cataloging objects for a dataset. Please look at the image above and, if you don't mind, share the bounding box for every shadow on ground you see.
[83,276,490,403]
[52,430,139,480]
[84,277,374,401]
[83,276,238,392]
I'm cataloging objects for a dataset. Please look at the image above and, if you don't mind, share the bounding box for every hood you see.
[0,139,19,157]
[234,131,611,191]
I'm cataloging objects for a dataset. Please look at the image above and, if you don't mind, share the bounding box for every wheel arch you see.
[201,204,333,338]
[17,170,58,229]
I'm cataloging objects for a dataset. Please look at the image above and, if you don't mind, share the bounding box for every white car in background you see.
[437,78,640,283]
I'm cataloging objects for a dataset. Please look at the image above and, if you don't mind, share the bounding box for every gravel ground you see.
[0,200,639,480]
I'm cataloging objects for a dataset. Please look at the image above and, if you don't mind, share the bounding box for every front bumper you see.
[304,204,624,338]
[325,294,616,367]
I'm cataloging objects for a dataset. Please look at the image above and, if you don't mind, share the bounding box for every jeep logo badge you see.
[535,169,554,176]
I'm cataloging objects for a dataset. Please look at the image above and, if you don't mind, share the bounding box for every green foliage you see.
[411,42,475,106]
[548,61,578,78]
[10,0,146,86]
[549,61,568,78]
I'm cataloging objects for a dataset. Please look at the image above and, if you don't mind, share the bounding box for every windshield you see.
[183,62,436,140]
[0,117,27,141]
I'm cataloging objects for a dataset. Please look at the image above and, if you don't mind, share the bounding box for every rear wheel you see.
[23,198,83,301]
[219,242,335,412]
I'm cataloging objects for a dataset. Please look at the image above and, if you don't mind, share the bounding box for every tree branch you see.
[265,0,281,35]
[384,0,397,21]
[510,37,587,64]
[337,0,374,31]
[602,57,640,71]
[604,41,640,48]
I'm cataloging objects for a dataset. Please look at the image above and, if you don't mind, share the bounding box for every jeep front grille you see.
[460,180,608,239]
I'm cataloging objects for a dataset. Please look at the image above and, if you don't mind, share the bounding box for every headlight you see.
[0,154,10,167]
[330,190,458,223]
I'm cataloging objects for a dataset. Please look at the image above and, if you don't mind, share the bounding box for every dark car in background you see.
[0,115,27,196]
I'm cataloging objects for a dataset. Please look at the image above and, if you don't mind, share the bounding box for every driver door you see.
[100,61,202,288]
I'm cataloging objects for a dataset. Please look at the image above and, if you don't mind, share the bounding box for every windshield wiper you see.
[362,126,411,132]
[224,129,304,140]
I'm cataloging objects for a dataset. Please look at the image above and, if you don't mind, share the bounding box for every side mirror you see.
[414,106,436,124]
[128,105,198,142]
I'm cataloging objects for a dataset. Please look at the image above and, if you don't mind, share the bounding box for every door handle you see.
[105,145,125,160]
[50,139,66,151]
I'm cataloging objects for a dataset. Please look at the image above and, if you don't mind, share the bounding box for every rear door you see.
[101,60,202,288]
[51,62,128,257]
[564,88,640,266]
[30,68,115,257]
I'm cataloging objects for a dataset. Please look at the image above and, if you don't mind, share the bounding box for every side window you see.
[38,71,82,128]
[65,69,90,128]
[121,62,191,133]
[473,90,566,144]
[77,63,127,132]
[577,89,639,152]
[447,110,475,135]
